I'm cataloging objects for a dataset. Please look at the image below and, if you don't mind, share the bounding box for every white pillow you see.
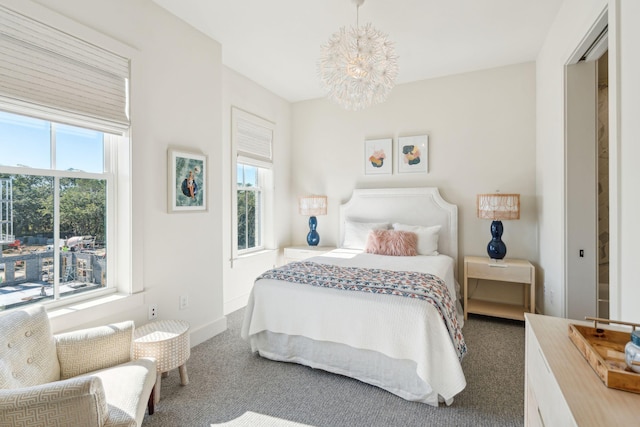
[392,223,441,255]
[343,220,390,250]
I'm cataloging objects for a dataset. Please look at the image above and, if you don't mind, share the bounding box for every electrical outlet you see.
[549,290,554,305]
[179,295,189,310]
[148,304,158,320]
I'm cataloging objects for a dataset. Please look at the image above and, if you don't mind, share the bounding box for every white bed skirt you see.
[248,330,450,406]
[241,250,467,406]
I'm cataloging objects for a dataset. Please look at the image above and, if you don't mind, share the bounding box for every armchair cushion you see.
[91,358,156,427]
[56,321,134,380]
[55,321,156,426]
[0,305,60,389]
[0,375,108,427]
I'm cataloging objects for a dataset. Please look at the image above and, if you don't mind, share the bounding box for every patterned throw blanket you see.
[258,261,467,360]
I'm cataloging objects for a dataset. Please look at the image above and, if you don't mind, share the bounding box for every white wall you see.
[536,0,605,318]
[221,67,292,314]
[24,0,227,342]
[537,0,640,322]
[291,62,537,303]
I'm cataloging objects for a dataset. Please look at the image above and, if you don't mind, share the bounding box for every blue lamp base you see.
[307,216,320,246]
[487,220,507,260]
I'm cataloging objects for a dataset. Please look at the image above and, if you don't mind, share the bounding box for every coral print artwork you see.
[369,149,386,168]
[364,138,392,175]
[398,135,428,174]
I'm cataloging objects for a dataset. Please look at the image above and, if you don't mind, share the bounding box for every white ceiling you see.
[152,0,565,103]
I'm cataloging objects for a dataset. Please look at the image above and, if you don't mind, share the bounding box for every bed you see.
[241,187,467,406]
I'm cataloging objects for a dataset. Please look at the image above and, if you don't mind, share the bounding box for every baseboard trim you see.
[224,293,250,315]
[189,315,227,347]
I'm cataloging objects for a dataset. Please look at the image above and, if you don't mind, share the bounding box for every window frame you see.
[231,107,274,261]
[0,0,137,323]
[236,163,264,255]
[0,112,132,310]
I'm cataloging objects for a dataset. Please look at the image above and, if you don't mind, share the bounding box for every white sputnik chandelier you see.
[318,0,399,111]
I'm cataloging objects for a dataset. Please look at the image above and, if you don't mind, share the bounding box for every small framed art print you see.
[168,148,207,212]
[364,138,392,175]
[397,135,428,174]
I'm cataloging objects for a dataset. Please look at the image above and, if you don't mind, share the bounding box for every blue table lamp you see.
[299,195,327,246]
[477,193,520,260]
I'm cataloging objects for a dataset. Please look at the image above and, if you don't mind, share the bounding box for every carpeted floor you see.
[142,309,525,427]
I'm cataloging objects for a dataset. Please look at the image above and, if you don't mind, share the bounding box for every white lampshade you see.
[477,193,520,221]
[299,195,327,216]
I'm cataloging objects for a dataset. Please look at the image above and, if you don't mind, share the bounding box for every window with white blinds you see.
[0,4,130,134]
[0,1,137,310]
[232,107,274,169]
[231,107,275,259]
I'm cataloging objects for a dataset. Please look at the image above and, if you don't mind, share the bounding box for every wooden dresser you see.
[525,313,640,426]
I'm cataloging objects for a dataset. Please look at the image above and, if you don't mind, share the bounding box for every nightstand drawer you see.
[467,261,531,283]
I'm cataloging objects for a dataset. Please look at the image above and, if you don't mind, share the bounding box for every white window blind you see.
[233,107,273,168]
[0,5,130,134]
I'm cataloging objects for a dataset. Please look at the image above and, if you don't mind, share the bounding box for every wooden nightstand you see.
[463,255,535,321]
[283,246,335,264]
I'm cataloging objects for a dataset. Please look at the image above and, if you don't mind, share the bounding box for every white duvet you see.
[241,249,467,405]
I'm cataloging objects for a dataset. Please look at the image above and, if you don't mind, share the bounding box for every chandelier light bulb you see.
[317,1,398,111]
[346,56,369,79]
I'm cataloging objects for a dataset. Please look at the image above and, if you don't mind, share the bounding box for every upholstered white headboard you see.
[339,187,458,276]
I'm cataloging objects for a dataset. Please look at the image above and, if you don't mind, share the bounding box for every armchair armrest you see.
[55,321,134,379]
[0,376,108,427]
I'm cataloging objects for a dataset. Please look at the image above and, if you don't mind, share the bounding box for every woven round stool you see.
[134,319,190,404]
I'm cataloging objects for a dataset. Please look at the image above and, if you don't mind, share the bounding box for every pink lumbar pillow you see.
[364,229,418,256]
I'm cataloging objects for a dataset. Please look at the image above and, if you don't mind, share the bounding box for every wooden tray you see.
[568,317,640,393]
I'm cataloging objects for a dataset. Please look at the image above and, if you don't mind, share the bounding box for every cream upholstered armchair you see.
[0,305,156,427]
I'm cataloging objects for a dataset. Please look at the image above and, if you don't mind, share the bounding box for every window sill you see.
[237,248,277,259]
[47,291,144,333]
[231,248,278,268]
